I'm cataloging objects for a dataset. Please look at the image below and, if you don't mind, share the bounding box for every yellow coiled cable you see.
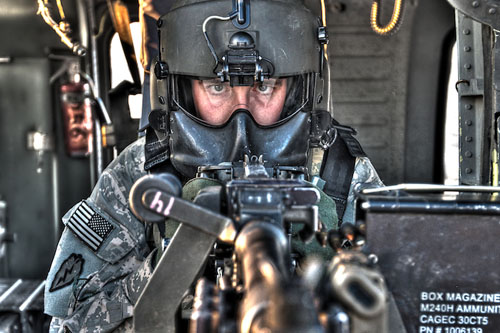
[370,0,404,36]
[320,0,328,60]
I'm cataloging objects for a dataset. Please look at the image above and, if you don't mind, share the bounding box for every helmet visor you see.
[173,74,309,126]
[192,78,287,126]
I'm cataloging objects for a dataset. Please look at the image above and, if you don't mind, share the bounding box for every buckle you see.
[320,127,338,149]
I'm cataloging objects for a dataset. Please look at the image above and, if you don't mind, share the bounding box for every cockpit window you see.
[110,21,143,119]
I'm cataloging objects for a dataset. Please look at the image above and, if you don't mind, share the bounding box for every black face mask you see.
[168,109,311,178]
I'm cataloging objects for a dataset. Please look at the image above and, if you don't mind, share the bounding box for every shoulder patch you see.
[66,201,114,251]
[49,253,84,292]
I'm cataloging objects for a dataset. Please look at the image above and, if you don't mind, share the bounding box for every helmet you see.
[148,0,331,179]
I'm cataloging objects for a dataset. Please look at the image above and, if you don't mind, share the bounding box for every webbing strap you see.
[144,127,170,171]
[320,134,357,222]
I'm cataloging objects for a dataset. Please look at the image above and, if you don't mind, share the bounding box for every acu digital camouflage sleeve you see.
[46,138,155,333]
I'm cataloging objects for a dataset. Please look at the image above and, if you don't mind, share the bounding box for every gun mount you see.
[129,158,388,332]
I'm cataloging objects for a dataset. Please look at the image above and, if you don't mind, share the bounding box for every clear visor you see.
[192,78,288,126]
[173,74,309,126]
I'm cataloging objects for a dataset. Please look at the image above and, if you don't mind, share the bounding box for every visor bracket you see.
[231,0,251,29]
[154,61,169,80]
[218,32,274,86]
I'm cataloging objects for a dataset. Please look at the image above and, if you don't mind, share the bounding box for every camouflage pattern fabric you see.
[45,137,382,332]
[45,138,151,332]
[49,317,135,333]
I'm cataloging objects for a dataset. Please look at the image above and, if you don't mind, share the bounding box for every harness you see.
[320,120,366,220]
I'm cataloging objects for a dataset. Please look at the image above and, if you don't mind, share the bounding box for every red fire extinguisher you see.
[60,77,93,157]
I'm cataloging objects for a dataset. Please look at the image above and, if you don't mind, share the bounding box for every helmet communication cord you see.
[202,14,237,74]
[201,0,274,86]
[370,0,405,36]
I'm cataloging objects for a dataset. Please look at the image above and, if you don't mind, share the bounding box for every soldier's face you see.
[192,78,287,125]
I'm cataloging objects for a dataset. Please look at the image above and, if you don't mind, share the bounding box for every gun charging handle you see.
[129,173,238,333]
[129,173,236,243]
[129,173,182,222]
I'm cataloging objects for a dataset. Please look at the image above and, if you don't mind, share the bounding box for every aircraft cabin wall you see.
[0,0,460,279]
[0,0,91,279]
[305,0,456,185]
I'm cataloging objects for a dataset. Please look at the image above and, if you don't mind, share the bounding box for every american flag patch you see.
[67,201,114,251]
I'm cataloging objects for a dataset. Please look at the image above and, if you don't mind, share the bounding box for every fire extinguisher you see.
[60,75,93,157]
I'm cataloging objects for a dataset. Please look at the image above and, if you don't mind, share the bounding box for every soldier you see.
[44,0,383,331]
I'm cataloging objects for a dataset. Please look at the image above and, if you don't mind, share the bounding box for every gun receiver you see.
[129,158,321,332]
[129,157,387,332]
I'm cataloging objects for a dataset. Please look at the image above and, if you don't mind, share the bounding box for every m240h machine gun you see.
[129,157,388,333]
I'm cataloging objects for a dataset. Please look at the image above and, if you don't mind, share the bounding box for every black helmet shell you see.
[159,0,321,78]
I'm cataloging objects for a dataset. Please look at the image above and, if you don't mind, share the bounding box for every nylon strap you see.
[144,126,170,171]
[320,122,365,222]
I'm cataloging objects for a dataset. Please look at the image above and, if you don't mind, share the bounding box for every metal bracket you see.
[455,12,487,184]
[231,0,251,29]
[447,0,500,30]
[26,131,54,174]
[26,131,53,152]
[154,61,168,80]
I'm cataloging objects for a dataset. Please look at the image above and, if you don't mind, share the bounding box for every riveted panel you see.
[455,12,489,184]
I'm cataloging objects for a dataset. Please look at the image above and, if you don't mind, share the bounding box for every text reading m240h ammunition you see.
[418,292,500,333]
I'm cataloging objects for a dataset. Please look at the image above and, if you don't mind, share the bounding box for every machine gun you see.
[129,156,388,333]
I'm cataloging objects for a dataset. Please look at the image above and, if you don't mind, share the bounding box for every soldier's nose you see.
[232,86,251,109]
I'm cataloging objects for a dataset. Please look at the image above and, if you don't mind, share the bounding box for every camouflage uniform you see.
[44,136,382,332]
[45,138,151,332]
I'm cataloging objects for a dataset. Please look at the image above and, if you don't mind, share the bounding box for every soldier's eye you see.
[258,84,271,93]
[202,80,229,95]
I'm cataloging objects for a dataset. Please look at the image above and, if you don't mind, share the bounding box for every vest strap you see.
[320,120,366,222]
